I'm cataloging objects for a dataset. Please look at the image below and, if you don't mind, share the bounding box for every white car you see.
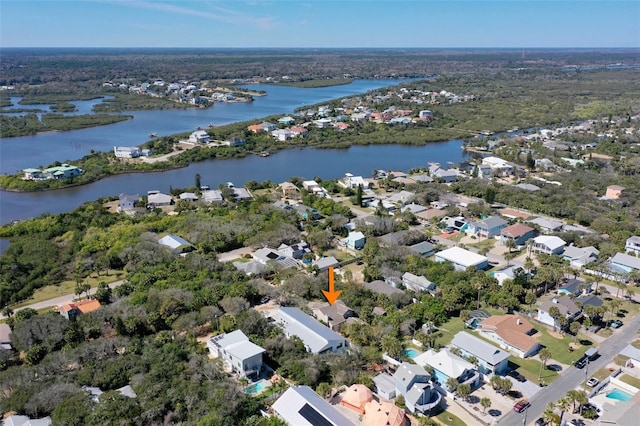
[586,377,599,387]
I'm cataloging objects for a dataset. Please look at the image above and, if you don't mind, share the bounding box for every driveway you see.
[217,247,253,263]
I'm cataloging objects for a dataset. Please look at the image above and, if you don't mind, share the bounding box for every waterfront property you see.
[114,146,151,158]
[207,330,265,378]
[22,164,83,181]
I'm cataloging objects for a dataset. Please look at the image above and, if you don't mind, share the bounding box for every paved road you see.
[498,312,640,426]
[0,280,126,320]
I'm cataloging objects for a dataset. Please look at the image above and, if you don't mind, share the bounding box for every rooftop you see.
[478,314,538,353]
[451,331,510,365]
[435,247,488,268]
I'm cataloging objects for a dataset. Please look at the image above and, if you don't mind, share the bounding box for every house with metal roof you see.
[275,307,346,354]
[158,234,193,253]
[531,235,566,255]
[346,231,366,250]
[465,216,507,238]
[392,362,442,414]
[272,385,353,426]
[413,348,478,391]
[528,217,564,234]
[434,247,489,271]
[561,245,599,268]
[401,272,437,294]
[207,330,264,378]
[118,193,140,212]
[450,332,509,375]
[609,252,640,275]
[408,241,436,257]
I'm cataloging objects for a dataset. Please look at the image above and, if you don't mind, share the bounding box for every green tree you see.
[456,383,471,401]
[480,397,491,413]
[94,281,112,304]
[51,392,93,426]
[356,184,363,207]
[445,377,458,391]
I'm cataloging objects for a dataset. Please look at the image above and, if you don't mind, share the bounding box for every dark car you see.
[513,400,530,413]
[535,418,547,426]
[507,370,527,382]
[574,356,588,369]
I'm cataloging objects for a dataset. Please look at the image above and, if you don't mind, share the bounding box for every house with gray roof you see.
[409,241,436,257]
[528,217,564,234]
[346,231,366,250]
[272,385,353,426]
[275,307,346,354]
[450,332,509,375]
[465,216,507,238]
[625,236,640,256]
[313,256,339,272]
[201,189,223,203]
[402,272,437,294]
[538,295,581,329]
[414,349,479,391]
[373,372,397,400]
[363,280,405,297]
[118,193,140,212]
[147,191,173,207]
[2,415,52,426]
[609,252,640,275]
[158,234,193,254]
[561,245,599,268]
[393,362,442,414]
[312,300,355,331]
[207,330,265,378]
[401,203,428,215]
[531,235,566,255]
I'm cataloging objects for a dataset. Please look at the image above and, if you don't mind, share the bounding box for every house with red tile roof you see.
[59,299,101,320]
[477,314,540,358]
[500,223,536,247]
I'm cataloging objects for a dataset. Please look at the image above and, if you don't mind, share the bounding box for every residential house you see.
[179,192,198,202]
[252,247,298,270]
[232,187,253,201]
[118,193,140,212]
[432,168,459,183]
[22,168,43,180]
[0,323,13,350]
[278,116,295,125]
[279,182,299,198]
[477,315,540,358]
[561,245,599,268]
[557,278,590,297]
[408,241,436,257]
[158,234,193,254]
[59,299,101,320]
[401,272,437,294]
[363,401,408,426]
[596,390,640,426]
[339,173,368,189]
[334,122,350,131]
[314,118,333,128]
[275,307,346,354]
[292,204,321,220]
[259,121,277,132]
[450,332,509,376]
[272,386,353,426]
[440,216,466,230]
[491,265,528,286]
[363,280,406,297]
[535,158,556,171]
[528,217,564,234]
[290,126,308,137]
[482,156,513,176]
[188,130,210,144]
[625,236,640,256]
[302,180,323,195]
[531,235,566,255]
[386,190,416,206]
[278,241,310,260]
[500,223,536,247]
[373,373,397,400]
[346,231,366,250]
[576,294,603,309]
[247,124,264,133]
[413,349,479,391]
[272,129,293,141]
[609,252,640,275]
[42,164,83,180]
[339,384,373,415]
[392,362,442,414]
[604,185,625,199]
[434,247,489,271]
[619,343,640,369]
[224,136,246,147]
[401,203,428,215]
[313,256,339,272]
[147,191,173,207]
[418,110,433,121]
[207,330,264,377]
[465,216,507,238]
[201,190,223,203]
[538,296,581,330]
[114,146,141,158]
[312,300,356,330]
[2,415,52,426]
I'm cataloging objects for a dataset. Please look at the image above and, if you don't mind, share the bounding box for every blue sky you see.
[1,0,639,48]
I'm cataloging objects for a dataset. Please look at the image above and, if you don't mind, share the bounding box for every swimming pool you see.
[606,388,633,401]
[403,349,421,359]
[245,379,270,395]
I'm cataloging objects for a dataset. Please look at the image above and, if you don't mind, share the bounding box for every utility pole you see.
[583,358,590,393]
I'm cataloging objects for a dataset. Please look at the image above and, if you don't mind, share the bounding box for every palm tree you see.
[557,397,572,425]
[445,376,459,392]
[542,402,557,425]
[480,397,491,414]
[538,348,552,381]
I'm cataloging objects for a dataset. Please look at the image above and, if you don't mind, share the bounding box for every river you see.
[0,78,468,225]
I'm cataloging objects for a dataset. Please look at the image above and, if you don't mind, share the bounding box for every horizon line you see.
[1,46,639,50]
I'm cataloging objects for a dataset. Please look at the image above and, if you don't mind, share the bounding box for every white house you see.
[158,234,193,254]
[402,272,436,294]
[275,307,346,354]
[531,235,566,255]
[207,330,265,377]
[114,146,141,158]
[537,296,581,330]
[392,362,442,414]
[189,130,210,144]
[272,129,293,141]
[339,173,368,189]
[625,236,640,256]
[413,349,479,391]
[346,231,366,250]
[450,332,509,376]
[434,247,489,271]
[118,193,139,212]
[477,314,540,358]
[147,191,173,207]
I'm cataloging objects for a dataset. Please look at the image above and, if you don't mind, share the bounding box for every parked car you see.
[574,356,588,369]
[513,400,530,413]
[507,370,527,382]
[535,418,547,426]
[259,296,271,304]
[609,320,623,329]
[586,377,599,387]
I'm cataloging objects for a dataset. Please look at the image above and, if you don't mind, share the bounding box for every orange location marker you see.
[322,266,342,305]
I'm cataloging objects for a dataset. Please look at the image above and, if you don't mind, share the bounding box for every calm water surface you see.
[0,79,470,224]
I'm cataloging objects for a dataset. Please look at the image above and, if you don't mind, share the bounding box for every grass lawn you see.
[534,325,594,365]
[10,270,125,309]
[619,374,640,390]
[436,316,467,347]
[466,238,496,251]
[325,249,354,262]
[614,354,630,366]
[632,340,640,350]
[509,356,559,384]
[581,368,612,388]
[435,411,466,426]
